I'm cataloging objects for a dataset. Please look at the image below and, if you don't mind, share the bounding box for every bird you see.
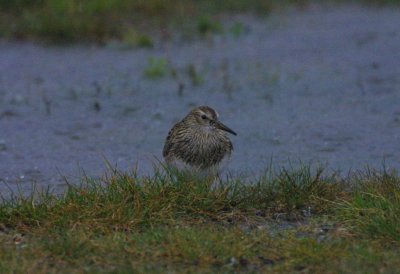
[163,106,237,178]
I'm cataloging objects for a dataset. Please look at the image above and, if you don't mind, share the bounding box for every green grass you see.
[337,170,400,241]
[187,64,204,86]
[121,28,154,49]
[1,0,399,43]
[197,16,224,35]
[144,57,170,79]
[0,165,399,272]
[0,0,287,43]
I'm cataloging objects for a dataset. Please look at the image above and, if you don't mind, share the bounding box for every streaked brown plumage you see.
[163,106,236,177]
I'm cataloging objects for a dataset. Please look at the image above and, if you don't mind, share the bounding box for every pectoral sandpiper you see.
[163,106,236,178]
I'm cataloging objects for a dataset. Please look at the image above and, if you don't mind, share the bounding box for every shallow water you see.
[1,5,400,195]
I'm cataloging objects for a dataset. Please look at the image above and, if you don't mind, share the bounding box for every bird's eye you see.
[201,115,207,120]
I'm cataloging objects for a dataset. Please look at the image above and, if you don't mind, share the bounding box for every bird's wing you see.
[162,122,181,158]
[228,139,233,152]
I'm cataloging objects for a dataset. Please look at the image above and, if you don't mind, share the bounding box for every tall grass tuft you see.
[0,165,342,233]
[337,169,400,241]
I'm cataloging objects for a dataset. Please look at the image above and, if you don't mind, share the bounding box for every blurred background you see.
[1,0,400,195]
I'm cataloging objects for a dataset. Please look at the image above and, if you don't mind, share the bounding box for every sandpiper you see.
[163,106,236,178]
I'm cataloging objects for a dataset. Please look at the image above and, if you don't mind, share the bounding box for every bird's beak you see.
[214,120,237,135]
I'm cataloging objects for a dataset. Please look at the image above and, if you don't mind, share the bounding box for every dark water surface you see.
[1,5,400,195]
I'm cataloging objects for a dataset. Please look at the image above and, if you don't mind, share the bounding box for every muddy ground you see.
[1,4,400,196]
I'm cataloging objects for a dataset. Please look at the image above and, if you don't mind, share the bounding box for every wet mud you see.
[1,5,400,195]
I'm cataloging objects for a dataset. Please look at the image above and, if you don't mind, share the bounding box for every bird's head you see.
[187,106,237,136]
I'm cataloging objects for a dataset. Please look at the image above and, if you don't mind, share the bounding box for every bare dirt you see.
[1,4,400,196]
